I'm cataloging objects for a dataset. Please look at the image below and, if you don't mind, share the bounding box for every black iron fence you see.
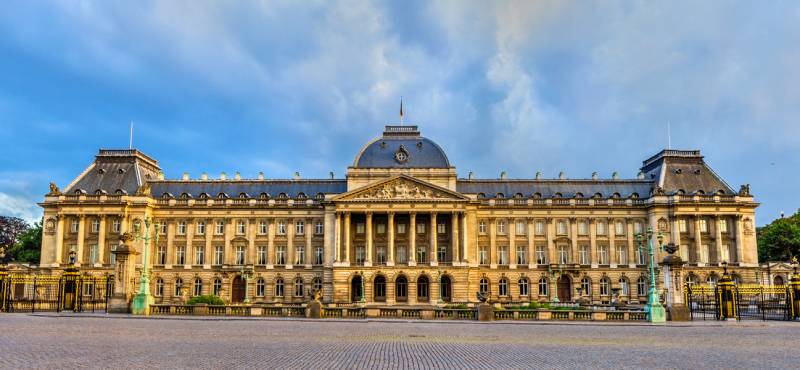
[686,283,798,321]
[0,273,113,313]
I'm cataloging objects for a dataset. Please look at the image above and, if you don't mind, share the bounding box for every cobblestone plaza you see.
[1,314,795,369]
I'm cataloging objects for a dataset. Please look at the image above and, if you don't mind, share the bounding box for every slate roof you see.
[149,180,347,198]
[65,149,161,195]
[641,150,734,195]
[352,126,451,168]
[456,180,653,198]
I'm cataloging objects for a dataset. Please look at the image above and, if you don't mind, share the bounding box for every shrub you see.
[186,295,224,306]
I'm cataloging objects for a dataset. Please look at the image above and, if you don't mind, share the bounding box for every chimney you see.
[182,172,189,181]
[220,172,227,180]
[558,171,566,180]
[293,171,301,180]
[592,172,598,180]
[234,171,241,180]
[612,172,619,180]
[258,171,265,180]
[500,171,507,180]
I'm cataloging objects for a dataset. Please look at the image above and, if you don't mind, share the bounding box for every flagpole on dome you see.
[399,97,404,126]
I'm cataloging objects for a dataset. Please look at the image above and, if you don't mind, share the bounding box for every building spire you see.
[399,97,404,125]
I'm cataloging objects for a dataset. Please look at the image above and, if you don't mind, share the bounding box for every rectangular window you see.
[397,246,407,264]
[196,221,205,235]
[71,219,79,233]
[579,245,590,265]
[296,246,305,264]
[516,246,527,265]
[276,246,286,265]
[535,221,545,235]
[721,244,730,262]
[177,221,186,235]
[598,246,609,265]
[195,246,205,265]
[235,246,245,265]
[497,221,506,234]
[437,246,446,262]
[259,221,267,235]
[355,246,365,264]
[634,222,643,235]
[719,219,728,233]
[679,219,687,232]
[112,219,121,233]
[356,223,365,234]
[417,223,425,234]
[110,244,117,264]
[397,223,406,234]
[237,221,246,235]
[437,223,446,234]
[700,245,709,263]
[535,246,547,264]
[637,246,646,265]
[215,221,225,235]
[314,247,323,265]
[90,219,100,233]
[377,223,386,234]
[578,222,588,236]
[699,219,708,233]
[377,247,387,264]
[278,221,286,235]
[479,221,486,234]
[615,221,625,236]
[558,246,569,264]
[680,244,689,263]
[557,221,567,235]
[315,221,324,235]
[416,247,426,263]
[258,246,267,265]
[617,246,627,265]
[479,246,489,265]
[90,244,98,263]
[498,246,508,265]
[597,221,606,235]
[214,246,224,265]
[157,246,166,265]
[516,221,526,235]
[296,220,305,235]
[176,246,186,265]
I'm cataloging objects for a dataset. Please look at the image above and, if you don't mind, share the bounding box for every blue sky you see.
[1,1,798,225]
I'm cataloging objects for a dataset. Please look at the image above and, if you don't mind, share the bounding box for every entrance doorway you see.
[557,275,572,302]
[440,275,452,302]
[231,276,245,303]
[351,275,363,302]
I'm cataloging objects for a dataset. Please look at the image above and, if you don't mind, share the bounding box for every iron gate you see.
[686,283,797,321]
[685,284,720,320]
[0,273,113,313]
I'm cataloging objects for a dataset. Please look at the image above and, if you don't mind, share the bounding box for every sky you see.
[0,1,798,226]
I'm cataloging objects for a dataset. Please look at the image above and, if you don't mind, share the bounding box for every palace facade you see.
[38,125,759,306]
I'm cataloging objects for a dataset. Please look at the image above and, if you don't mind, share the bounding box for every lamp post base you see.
[646,302,667,323]
[131,292,154,315]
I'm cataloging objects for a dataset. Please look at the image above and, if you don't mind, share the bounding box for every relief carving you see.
[357,179,446,200]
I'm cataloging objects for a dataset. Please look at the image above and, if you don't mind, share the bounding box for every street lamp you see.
[131,217,160,315]
[550,266,559,304]
[438,269,444,305]
[359,271,366,304]
[636,227,666,323]
[239,265,254,304]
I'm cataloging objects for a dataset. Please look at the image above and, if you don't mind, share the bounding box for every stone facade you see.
[37,125,759,306]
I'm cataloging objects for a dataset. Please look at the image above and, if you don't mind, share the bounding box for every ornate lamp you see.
[644,226,666,323]
[131,217,160,315]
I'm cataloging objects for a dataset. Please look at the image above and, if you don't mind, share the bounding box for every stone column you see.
[430,212,438,266]
[76,215,86,266]
[334,212,341,262]
[186,218,195,265]
[287,218,295,268]
[569,217,578,264]
[694,217,703,264]
[546,218,555,265]
[608,218,617,266]
[461,212,468,263]
[306,217,313,267]
[97,215,106,265]
[714,216,724,264]
[589,219,597,267]
[224,218,233,265]
[735,215,744,264]
[509,217,517,268]
[387,212,395,266]
[489,217,497,268]
[409,213,416,266]
[324,210,336,266]
[166,220,175,266]
[451,212,459,264]
[527,218,535,268]
[249,218,257,265]
[365,212,373,266]
[627,220,635,267]
[267,218,275,267]
[55,215,64,265]
[344,212,351,263]
[205,219,213,268]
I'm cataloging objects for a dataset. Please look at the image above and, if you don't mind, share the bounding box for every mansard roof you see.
[149,180,347,199]
[65,149,161,195]
[456,179,653,198]
[640,150,734,195]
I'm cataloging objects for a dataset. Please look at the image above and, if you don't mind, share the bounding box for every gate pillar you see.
[717,262,736,320]
[790,264,800,320]
[108,235,139,313]
[662,243,689,321]
[0,249,8,312]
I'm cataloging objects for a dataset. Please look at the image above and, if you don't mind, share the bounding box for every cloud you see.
[0,193,41,224]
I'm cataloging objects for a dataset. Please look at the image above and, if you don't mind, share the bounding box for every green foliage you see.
[8,220,41,264]
[186,295,224,306]
[443,303,468,309]
[757,211,800,263]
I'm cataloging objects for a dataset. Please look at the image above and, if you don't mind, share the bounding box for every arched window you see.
[315,193,325,200]
[581,277,591,296]
[297,192,307,199]
[294,277,304,297]
[637,277,648,296]
[554,192,562,198]
[374,275,387,302]
[496,193,505,199]
[217,193,227,199]
[312,277,323,294]
[575,192,584,199]
[180,193,191,199]
[594,192,603,199]
[174,278,183,297]
[417,275,429,302]
[619,278,629,296]
[213,278,222,296]
[395,276,408,302]
[238,192,249,199]
[275,278,284,297]
[612,192,621,198]
[532,192,542,199]
[477,193,486,199]
[193,278,203,296]
[514,193,523,198]
[538,278,548,296]
[600,277,610,296]
[256,278,265,297]
[199,193,209,199]
[630,192,639,199]
[685,274,698,285]
[706,275,718,287]
[259,192,269,199]
[518,278,529,296]
[498,277,509,296]
[479,278,489,294]
[155,278,164,297]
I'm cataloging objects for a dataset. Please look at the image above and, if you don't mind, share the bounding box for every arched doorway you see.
[373,275,386,302]
[440,275,452,302]
[231,276,245,303]
[351,275,363,302]
[395,275,408,302]
[557,275,572,302]
[774,275,785,286]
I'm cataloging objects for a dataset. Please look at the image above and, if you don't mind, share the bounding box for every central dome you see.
[353,126,452,168]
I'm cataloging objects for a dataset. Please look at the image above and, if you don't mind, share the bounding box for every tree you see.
[8,220,42,264]
[757,211,800,263]
[0,216,29,263]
